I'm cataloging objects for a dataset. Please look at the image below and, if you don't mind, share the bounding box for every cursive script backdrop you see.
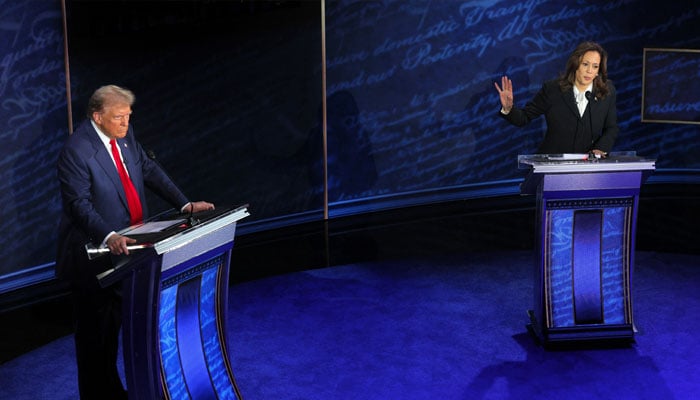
[323,0,700,211]
[0,0,67,282]
[2,0,700,290]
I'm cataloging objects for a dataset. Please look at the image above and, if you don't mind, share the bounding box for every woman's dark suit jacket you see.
[500,79,618,154]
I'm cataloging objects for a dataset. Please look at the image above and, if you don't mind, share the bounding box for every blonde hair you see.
[86,85,135,118]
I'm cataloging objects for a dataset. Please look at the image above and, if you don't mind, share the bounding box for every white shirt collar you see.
[91,119,114,147]
[573,84,593,99]
[91,120,126,169]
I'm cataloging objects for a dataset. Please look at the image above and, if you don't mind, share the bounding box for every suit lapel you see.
[116,139,134,176]
[588,92,603,135]
[588,93,599,121]
[88,128,130,210]
[117,138,144,196]
[563,89,580,118]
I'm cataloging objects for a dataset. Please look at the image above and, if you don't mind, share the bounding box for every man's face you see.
[93,103,132,139]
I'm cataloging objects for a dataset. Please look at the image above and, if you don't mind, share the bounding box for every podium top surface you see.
[145,205,249,255]
[87,205,249,260]
[518,151,656,174]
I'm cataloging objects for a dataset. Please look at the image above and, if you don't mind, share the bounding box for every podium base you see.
[527,310,635,346]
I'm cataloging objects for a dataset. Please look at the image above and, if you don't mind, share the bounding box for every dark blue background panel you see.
[0,0,66,281]
[65,0,325,224]
[2,0,700,293]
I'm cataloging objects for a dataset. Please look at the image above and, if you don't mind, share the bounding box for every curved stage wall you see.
[1,0,699,296]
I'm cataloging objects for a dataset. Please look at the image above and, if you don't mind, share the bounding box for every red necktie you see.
[110,139,143,225]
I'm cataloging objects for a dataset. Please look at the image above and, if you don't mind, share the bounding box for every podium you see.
[519,153,655,343]
[90,205,249,399]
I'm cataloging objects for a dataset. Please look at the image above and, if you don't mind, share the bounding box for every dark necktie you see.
[110,139,143,225]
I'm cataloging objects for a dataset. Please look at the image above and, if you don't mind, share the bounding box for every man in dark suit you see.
[494,41,618,156]
[56,85,214,399]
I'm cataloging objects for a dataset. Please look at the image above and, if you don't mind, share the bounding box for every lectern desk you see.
[519,153,655,344]
[90,205,249,399]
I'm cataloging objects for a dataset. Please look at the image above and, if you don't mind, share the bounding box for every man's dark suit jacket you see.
[500,79,618,154]
[56,120,189,280]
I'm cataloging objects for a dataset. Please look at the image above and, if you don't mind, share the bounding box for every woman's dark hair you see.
[558,41,610,98]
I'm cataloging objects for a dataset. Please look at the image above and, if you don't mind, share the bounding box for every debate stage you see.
[1,190,699,399]
[1,250,698,399]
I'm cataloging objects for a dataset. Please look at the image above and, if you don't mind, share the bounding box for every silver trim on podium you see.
[90,206,250,280]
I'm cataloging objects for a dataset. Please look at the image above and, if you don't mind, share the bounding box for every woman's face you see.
[575,51,601,90]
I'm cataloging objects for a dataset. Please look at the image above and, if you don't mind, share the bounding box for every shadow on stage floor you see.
[1,250,698,399]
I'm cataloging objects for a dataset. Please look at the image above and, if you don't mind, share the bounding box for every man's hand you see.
[106,233,137,255]
[187,201,215,213]
[591,149,607,158]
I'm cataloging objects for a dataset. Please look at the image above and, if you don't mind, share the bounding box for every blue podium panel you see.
[572,209,603,325]
[159,251,240,400]
[545,201,632,332]
[520,154,654,344]
[94,206,249,399]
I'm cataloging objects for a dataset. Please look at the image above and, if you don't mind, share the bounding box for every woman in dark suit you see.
[494,41,618,156]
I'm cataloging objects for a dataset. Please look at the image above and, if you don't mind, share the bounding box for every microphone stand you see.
[585,91,603,160]
[146,149,199,227]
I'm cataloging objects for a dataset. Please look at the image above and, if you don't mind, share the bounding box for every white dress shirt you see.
[573,84,593,117]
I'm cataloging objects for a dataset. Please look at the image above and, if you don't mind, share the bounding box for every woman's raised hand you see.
[494,76,514,113]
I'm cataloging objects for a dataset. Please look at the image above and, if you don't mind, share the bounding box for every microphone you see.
[146,150,199,227]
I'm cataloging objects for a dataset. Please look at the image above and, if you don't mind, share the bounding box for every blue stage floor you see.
[1,251,699,399]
